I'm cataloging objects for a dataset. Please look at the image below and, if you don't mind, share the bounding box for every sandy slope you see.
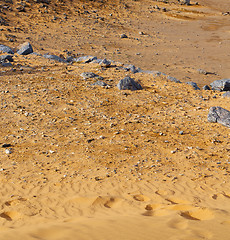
[0,0,230,239]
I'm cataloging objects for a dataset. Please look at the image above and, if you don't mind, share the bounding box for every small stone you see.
[92,81,108,87]
[43,54,66,62]
[74,56,97,63]
[186,82,200,90]
[0,44,14,54]
[99,58,111,67]
[179,131,184,135]
[197,69,207,75]
[5,149,12,154]
[117,76,142,91]
[120,33,128,38]
[203,85,210,90]
[81,72,98,80]
[17,42,33,55]
[0,55,14,62]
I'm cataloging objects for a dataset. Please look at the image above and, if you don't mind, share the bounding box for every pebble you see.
[120,33,128,38]
[5,149,12,154]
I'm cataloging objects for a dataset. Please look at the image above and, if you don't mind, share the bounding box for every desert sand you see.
[0,0,230,239]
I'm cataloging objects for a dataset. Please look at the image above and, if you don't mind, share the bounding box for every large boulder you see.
[117,76,142,91]
[17,42,33,55]
[208,106,230,128]
[0,44,14,54]
[210,79,230,91]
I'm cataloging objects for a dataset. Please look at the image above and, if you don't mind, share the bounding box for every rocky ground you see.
[0,0,230,239]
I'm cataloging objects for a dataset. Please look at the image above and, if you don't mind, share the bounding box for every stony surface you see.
[0,0,230,239]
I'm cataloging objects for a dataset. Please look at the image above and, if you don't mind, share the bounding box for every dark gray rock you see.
[203,85,210,90]
[208,106,230,128]
[74,56,97,63]
[117,76,142,91]
[123,64,141,74]
[0,55,13,62]
[43,54,66,62]
[0,45,14,54]
[167,76,181,83]
[223,92,230,97]
[186,82,200,90]
[92,81,108,87]
[210,79,230,91]
[17,42,33,55]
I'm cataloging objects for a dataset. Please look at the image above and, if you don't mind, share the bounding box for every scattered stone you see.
[92,81,108,87]
[120,33,128,38]
[43,54,66,62]
[210,79,230,91]
[117,76,142,91]
[223,92,230,97]
[123,64,141,73]
[99,58,111,67]
[74,56,97,63]
[208,106,230,128]
[81,72,99,80]
[17,42,33,55]
[197,69,207,75]
[203,85,210,90]
[186,82,200,90]
[0,55,14,62]
[0,44,14,54]
[167,76,181,83]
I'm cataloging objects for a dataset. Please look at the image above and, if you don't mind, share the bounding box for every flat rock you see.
[208,106,230,128]
[117,76,142,91]
[74,56,97,63]
[0,45,14,54]
[186,82,200,90]
[92,81,108,87]
[210,79,230,91]
[81,72,101,80]
[43,54,66,62]
[17,42,33,55]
